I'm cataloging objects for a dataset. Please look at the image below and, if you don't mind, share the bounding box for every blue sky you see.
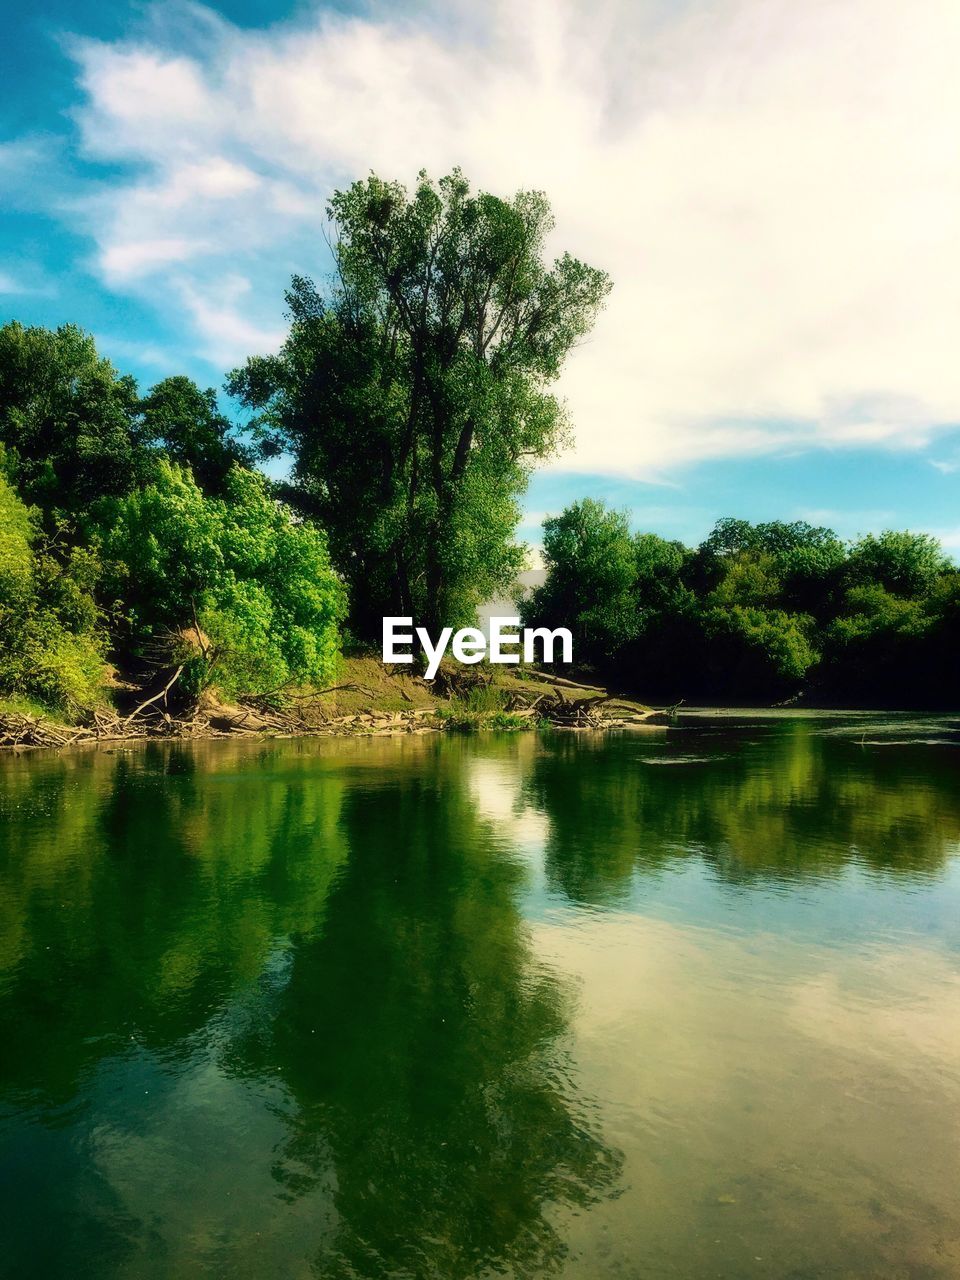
[3,0,959,555]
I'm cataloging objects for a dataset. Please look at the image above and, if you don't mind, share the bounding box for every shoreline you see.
[5,699,955,755]
[0,660,668,753]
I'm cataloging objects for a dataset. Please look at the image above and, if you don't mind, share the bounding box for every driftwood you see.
[429,666,493,699]
[0,700,448,750]
[121,665,185,726]
[502,685,671,729]
[1,664,678,750]
[521,670,610,694]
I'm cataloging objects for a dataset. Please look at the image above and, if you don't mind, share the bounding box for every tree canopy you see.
[138,375,252,496]
[524,503,960,706]
[229,168,611,637]
[0,322,142,513]
[0,321,347,711]
[1,164,957,718]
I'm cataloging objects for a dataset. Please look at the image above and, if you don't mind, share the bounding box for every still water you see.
[1,714,960,1279]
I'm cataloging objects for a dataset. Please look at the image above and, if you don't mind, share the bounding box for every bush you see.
[92,461,346,697]
[0,473,106,712]
[701,605,818,699]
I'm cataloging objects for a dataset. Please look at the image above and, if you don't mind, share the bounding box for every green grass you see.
[435,685,532,732]
[0,694,73,727]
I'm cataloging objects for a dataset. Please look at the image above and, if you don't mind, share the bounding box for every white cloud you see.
[177,273,286,368]
[100,236,209,279]
[94,333,179,369]
[61,0,960,471]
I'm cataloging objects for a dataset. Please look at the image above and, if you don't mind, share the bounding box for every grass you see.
[435,684,531,732]
[0,694,73,726]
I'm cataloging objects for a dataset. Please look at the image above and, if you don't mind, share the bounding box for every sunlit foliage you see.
[229,169,611,637]
[93,461,346,697]
[0,467,105,711]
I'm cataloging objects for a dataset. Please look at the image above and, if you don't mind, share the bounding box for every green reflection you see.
[232,767,620,1278]
[524,720,960,903]
[0,737,620,1279]
[1,723,959,1278]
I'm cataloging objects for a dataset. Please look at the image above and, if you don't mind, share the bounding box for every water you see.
[1,714,959,1279]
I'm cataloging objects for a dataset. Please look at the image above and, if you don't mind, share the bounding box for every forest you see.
[0,168,956,718]
[522,502,960,707]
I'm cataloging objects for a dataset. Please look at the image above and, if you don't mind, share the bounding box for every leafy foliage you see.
[523,500,639,663]
[0,321,142,513]
[138,375,252,495]
[92,461,346,697]
[0,321,255,515]
[0,470,106,712]
[0,322,347,712]
[845,530,950,597]
[526,502,960,706]
[229,169,611,637]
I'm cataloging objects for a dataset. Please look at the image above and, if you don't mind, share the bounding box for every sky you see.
[2,0,960,554]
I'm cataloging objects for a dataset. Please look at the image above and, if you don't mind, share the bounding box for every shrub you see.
[92,461,346,697]
[0,473,106,712]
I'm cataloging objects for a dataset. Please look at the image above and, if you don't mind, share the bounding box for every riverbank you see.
[0,657,666,751]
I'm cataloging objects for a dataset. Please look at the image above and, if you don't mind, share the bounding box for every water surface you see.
[2,715,959,1278]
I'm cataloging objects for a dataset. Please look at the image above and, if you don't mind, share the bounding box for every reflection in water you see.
[1,718,960,1278]
[233,773,620,1278]
[0,738,618,1278]
[523,718,960,902]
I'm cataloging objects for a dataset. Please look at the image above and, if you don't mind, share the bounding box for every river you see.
[2,713,959,1278]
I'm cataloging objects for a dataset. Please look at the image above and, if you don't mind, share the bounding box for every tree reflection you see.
[5,720,949,1277]
[524,721,960,903]
[0,741,350,1104]
[0,737,622,1279]
[230,758,622,1278]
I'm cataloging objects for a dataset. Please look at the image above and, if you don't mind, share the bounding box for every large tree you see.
[229,169,611,637]
[0,322,142,514]
[0,322,254,517]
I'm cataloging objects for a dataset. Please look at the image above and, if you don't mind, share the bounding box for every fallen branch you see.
[122,665,185,726]
[522,670,609,693]
[284,682,377,703]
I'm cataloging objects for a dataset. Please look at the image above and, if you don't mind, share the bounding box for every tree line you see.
[1,165,955,716]
[522,501,960,707]
[0,169,609,714]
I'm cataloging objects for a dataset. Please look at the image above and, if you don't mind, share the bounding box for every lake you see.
[2,714,959,1279]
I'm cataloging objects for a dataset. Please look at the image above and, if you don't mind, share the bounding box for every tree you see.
[846,530,951,597]
[138,375,251,495]
[229,169,611,637]
[632,533,689,617]
[92,461,346,696]
[700,604,818,699]
[522,500,638,664]
[0,322,142,515]
[702,517,839,559]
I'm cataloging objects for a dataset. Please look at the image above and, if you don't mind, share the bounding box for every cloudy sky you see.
[3,0,959,550]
